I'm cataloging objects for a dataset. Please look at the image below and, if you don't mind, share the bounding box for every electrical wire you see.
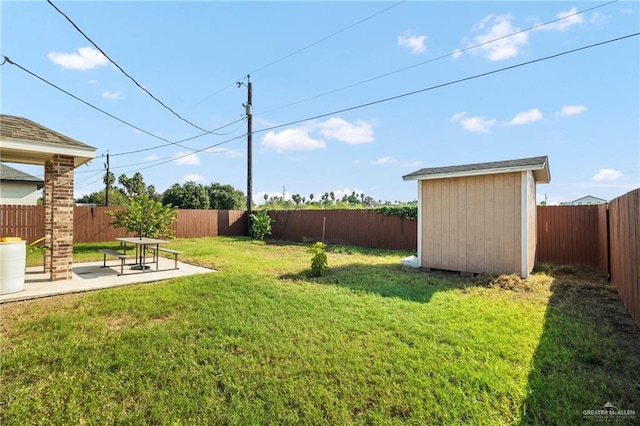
[46,0,225,135]
[248,0,406,76]
[86,32,639,180]
[108,118,246,157]
[252,33,640,135]
[186,0,406,110]
[255,0,619,116]
[2,55,245,158]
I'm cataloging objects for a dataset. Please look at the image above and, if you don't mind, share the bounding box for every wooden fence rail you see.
[608,188,640,327]
[1,197,638,325]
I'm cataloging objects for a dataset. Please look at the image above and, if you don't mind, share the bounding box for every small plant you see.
[307,241,328,277]
[250,210,273,241]
[26,236,48,258]
[107,195,177,239]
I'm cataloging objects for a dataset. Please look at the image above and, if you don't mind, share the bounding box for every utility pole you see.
[105,152,110,207]
[238,75,253,234]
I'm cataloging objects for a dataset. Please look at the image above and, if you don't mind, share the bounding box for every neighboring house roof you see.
[571,195,607,205]
[0,114,96,167]
[0,163,44,190]
[402,156,551,183]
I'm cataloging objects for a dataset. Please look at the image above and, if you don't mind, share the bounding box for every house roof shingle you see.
[402,156,550,183]
[0,163,45,189]
[0,114,94,149]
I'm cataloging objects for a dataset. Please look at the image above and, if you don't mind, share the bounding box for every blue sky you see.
[2,1,638,205]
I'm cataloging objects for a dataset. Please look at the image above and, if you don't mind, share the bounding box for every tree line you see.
[76,172,246,210]
[76,172,416,213]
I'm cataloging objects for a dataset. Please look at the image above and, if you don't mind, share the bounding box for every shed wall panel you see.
[421,172,522,274]
[527,171,537,275]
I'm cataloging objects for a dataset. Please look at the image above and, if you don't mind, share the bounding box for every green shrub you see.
[107,195,177,239]
[374,205,418,220]
[307,242,328,277]
[250,210,273,241]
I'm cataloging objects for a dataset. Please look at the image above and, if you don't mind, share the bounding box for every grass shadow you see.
[280,262,482,304]
[521,266,640,424]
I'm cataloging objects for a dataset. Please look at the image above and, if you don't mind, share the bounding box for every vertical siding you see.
[609,188,640,327]
[74,207,127,242]
[268,210,417,250]
[421,172,522,275]
[526,171,537,275]
[535,205,600,265]
[597,204,610,277]
[174,209,218,238]
[0,204,44,243]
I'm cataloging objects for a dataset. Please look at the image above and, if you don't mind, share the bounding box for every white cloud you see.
[449,112,467,122]
[261,128,325,153]
[592,169,623,182]
[183,174,207,184]
[398,31,427,54]
[371,157,423,167]
[353,159,360,164]
[133,129,143,134]
[47,46,109,70]
[508,108,543,125]
[460,115,496,132]
[318,117,374,144]
[172,152,201,165]
[538,7,584,32]
[466,14,528,61]
[371,156,396,165]
[557,105,587,117]
[102,90,122,100]
[88,80,97,84]
[144,154,160,161]
[621,8,633,15]
[452,48,463,60]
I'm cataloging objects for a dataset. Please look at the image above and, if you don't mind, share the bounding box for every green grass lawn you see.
[3,237,639,425]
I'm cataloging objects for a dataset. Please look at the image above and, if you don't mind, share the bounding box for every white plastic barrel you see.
[0,240,26,294]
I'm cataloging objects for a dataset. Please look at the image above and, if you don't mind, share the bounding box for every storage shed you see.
[403,156,550,277]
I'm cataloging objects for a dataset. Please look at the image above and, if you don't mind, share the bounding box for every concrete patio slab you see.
[0,258,215,303]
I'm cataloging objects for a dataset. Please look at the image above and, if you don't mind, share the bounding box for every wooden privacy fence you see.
[0,206,246,243]
[1,193,638,325]
[608,188,640,327]
[535,205,605,269]
[267,209,417,251]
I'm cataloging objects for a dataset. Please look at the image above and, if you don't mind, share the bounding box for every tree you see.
[206,183,246,210]
[162,181,210,209]
[118,172,148,198]
[107,195,177,239]
[76,188,128,206]
[292,194,302,205]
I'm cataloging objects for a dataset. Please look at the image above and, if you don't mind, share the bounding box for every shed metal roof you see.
[402,156,550,183]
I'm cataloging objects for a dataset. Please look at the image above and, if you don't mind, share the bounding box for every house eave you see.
[0,138,96,168]
[403,163,551,183]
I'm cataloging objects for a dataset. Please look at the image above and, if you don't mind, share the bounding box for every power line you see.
[89,32,639,180]
[2,55,245,158]
[252,32,639,136]
[115,133,248,176]
[249,0,406,76]
[46,0,225,135]
[255,0,618,116]
[186,0,406,110]
[108,118,246,157]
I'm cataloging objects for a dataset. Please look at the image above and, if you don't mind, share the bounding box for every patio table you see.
[116,237,167,272]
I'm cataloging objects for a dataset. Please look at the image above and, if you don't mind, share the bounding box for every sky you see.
[1,0,639,206]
